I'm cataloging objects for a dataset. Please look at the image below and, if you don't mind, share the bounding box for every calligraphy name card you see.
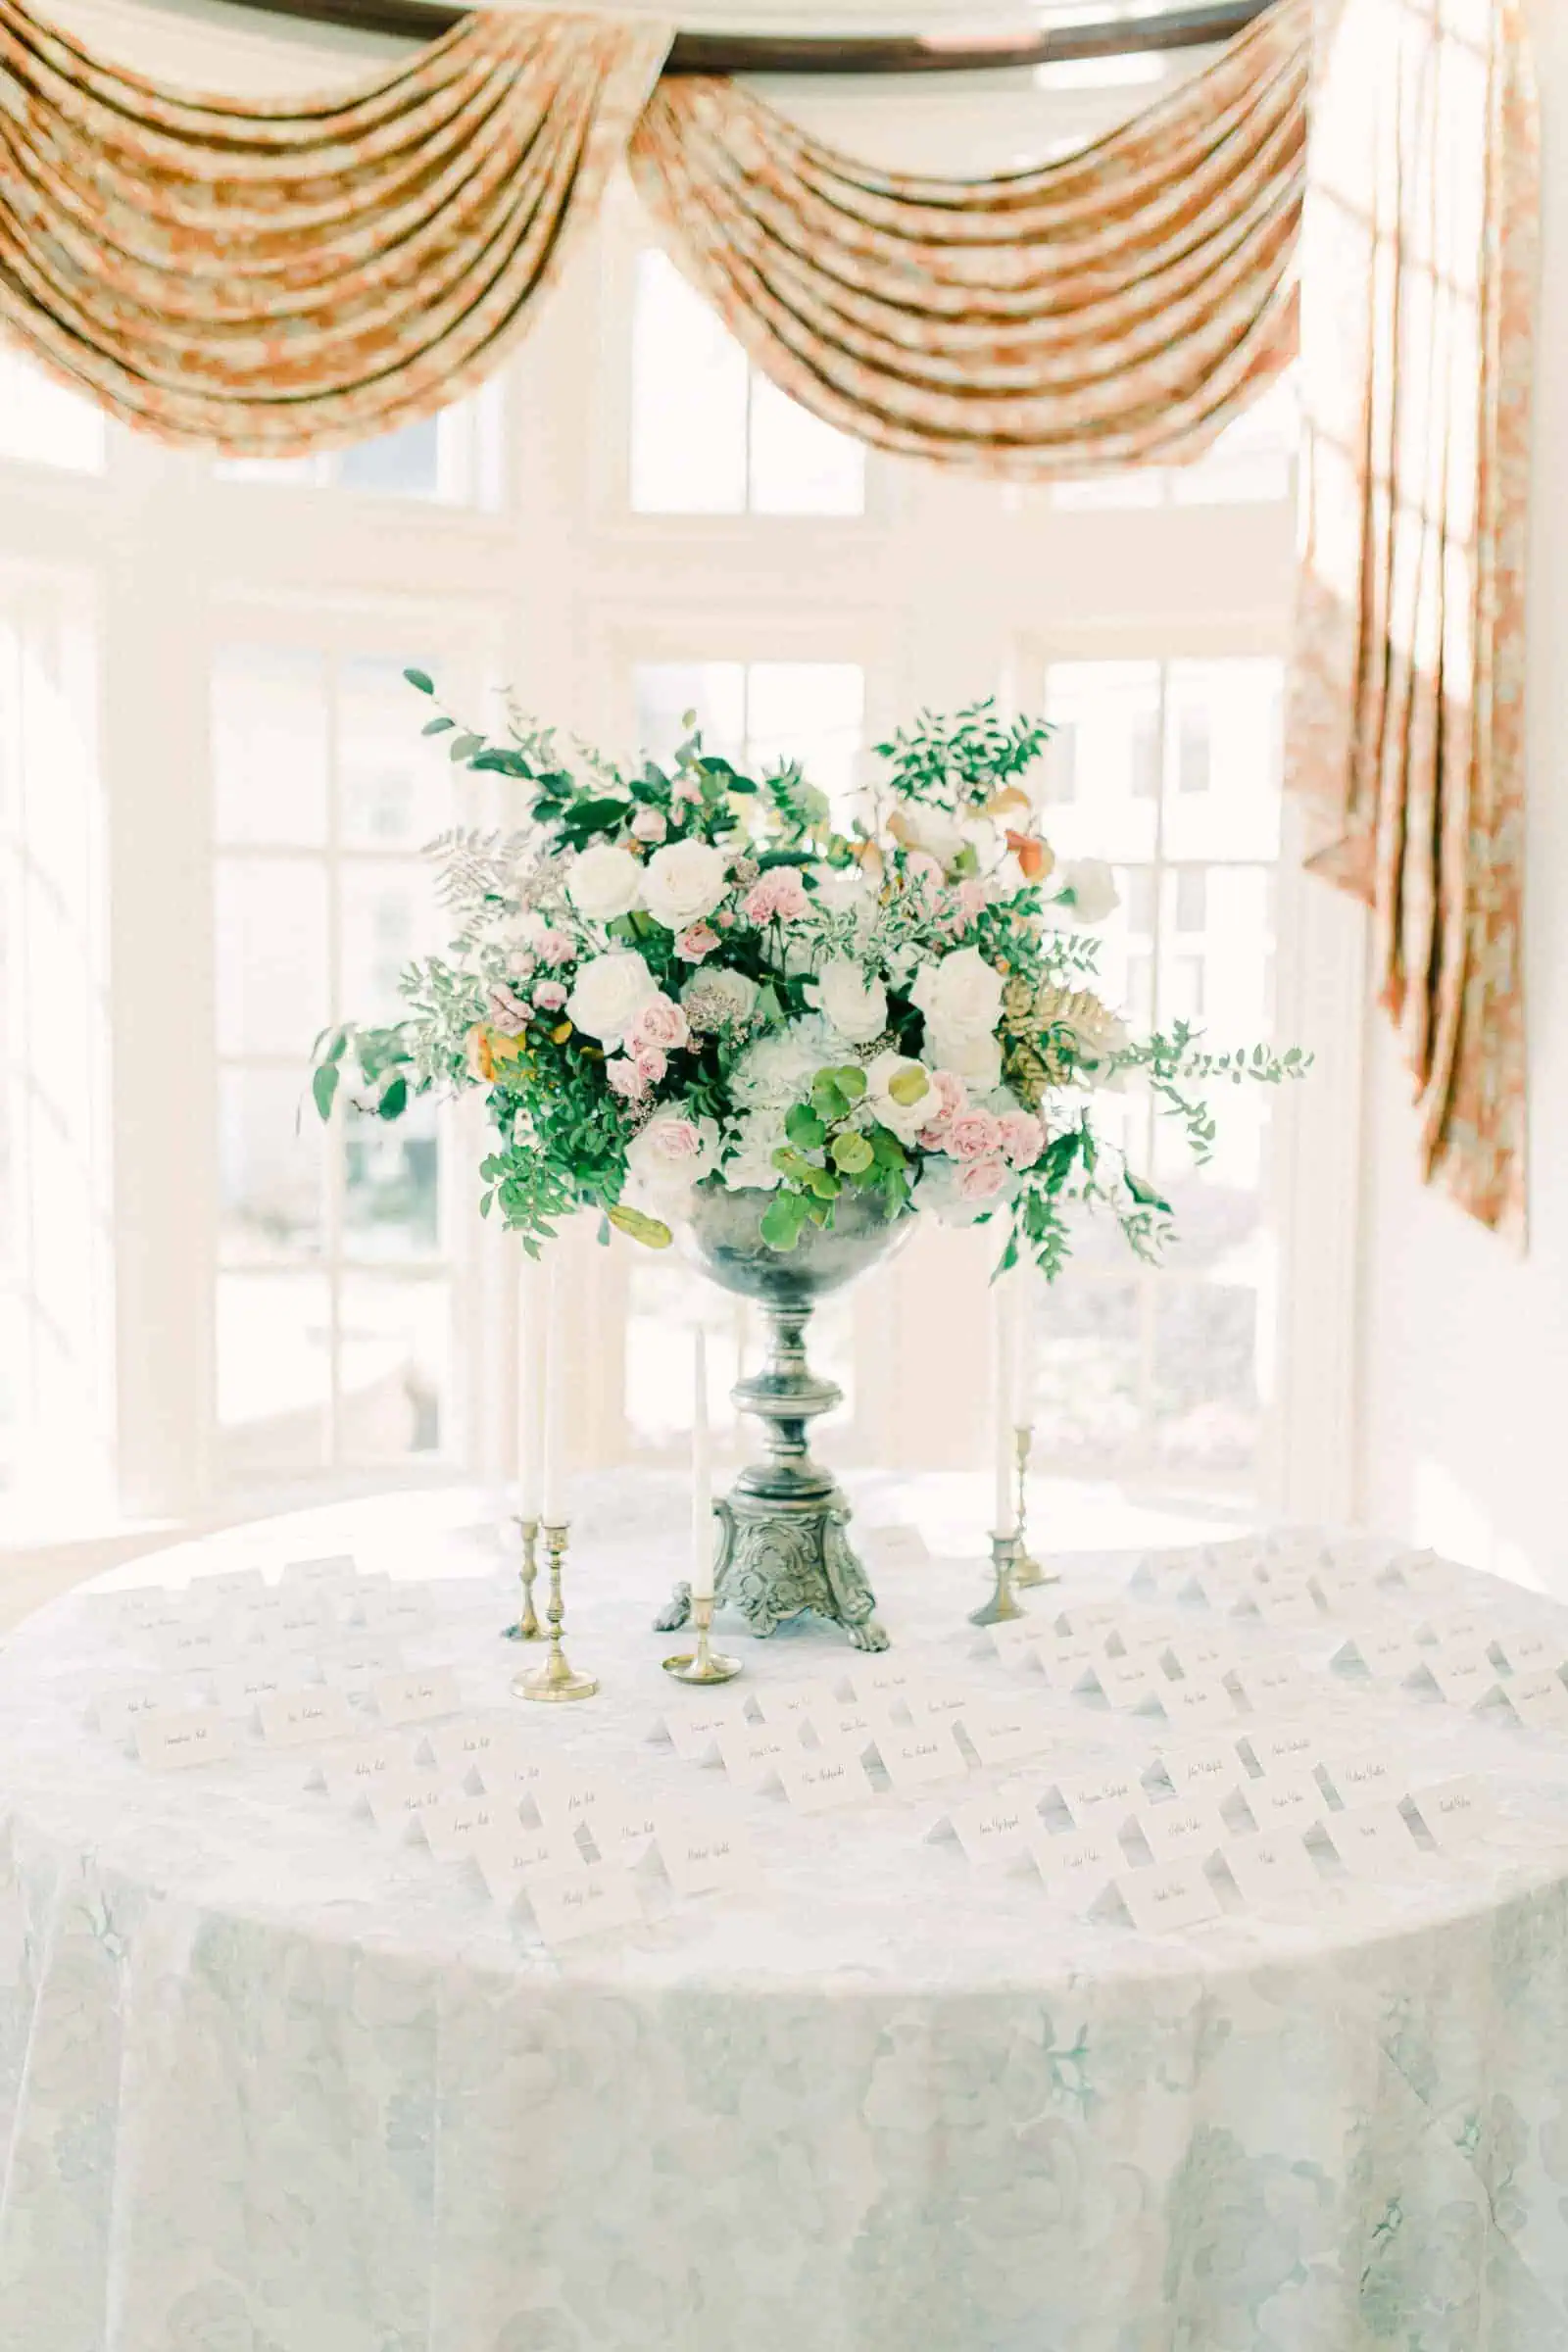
[963,1703,1056,1771]
[664,1698,750,1764]
[1136,1800,1225,1864]
[1116,1857,1223,1936]
[1323,1801,1419,1880]
[258,1687,357,1750]
[1030,1830,1120,1916]
[1504,1670,1568,1731]
[473,1828,585,1907]
[1408,1777,1498,1852]
[751,1680,842,1729]
[1156,1740,1246,1804]
[776,1749,875,1814]
[135,1709,238,1771]
[526,1863,644,1947]
[874,1721,968,1796]
[1158,1675,1239,1732]
[656,1818,760,1899]
[947,1791,1037,1867]
[1223,1826,1320,1903]
[372,1668,462,1729]
[97,1679,192,1741]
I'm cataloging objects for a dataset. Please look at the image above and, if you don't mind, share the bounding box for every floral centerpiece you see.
[314,684,1303,1647]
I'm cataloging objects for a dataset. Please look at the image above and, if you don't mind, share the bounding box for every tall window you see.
[212,645,459,1486]
[218,386,503,509]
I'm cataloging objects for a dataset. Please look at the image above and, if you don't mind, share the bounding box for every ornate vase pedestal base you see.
[656,1486,889,1653]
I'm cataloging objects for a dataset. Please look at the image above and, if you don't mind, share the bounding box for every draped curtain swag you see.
[0,0,1540,1228]
[1288,0,1538,1236]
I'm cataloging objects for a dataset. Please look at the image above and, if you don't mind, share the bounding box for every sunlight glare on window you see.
[0,351,106,473]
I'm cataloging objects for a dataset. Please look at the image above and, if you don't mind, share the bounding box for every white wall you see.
[1357,0,1568,1593]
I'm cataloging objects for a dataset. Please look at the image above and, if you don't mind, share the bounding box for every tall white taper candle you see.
[992,1276,1018,1537]
[517,1255,546,1523]
[691,1324,713,1600]
[539,1252,567,1525]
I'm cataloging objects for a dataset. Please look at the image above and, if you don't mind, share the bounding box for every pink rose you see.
[628,994,690,1053]
[998,1110,1046,1168]
[671,776,703,810]
[916,1069,969,1147]
[534,928,576,967]
[635,1046,667,1085]
[743,870,811,925]
[948,1108,1004,1162]
[630,807,667,844]
[959,1156,1008,1203]
[675,922,720,963]
[956,877,991,921]
[607,1056,650,1102]
[717,909,736,928]
[532,980,568,1013]
[485,982,531,1037]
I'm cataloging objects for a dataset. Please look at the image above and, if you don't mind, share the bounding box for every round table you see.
[3,1481,1568,2352]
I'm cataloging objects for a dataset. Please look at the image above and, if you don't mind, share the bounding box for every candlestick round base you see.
[662,1646,742,1684]
[513,1656,599,1703]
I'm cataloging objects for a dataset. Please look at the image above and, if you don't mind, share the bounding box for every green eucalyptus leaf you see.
[421,715,455,736]
[404,667,434,695]
[377,1074,408,1120]
[311,1061,339,1121]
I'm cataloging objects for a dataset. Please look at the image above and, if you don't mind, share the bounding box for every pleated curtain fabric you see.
[1288,0,1538,1237]
[627,0,1312,478]
[0,4,671,451]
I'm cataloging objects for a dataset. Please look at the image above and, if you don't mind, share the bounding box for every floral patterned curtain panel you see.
[627,0,1311,477]
[0,3,670,452]
[1288,0,1538,1237]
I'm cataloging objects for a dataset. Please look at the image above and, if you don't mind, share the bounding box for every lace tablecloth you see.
[4,1481,1568,2352]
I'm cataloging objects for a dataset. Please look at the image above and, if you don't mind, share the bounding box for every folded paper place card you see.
[1241,1772,1324,1836]
[474,1830,586,1905]
[199,1567,269,1601]
[1166,1635,1238,1681]
[258,1687,357,1750]
[527,1862,644,1948]
[716,1724,797,1792]
[425,1716,530,1776]
[909,1684,973,1727]
[1230,1659,1314,1715]
[1157,1740,1246,1804]
[97,1679,192,1741]
[1493,1626,1568,1675]
[752,1679,842,1728]
[1336,1628,1422,1683]
[665,1699,750,1763]
[1250,1588,1324,1631]
[593,1796,663,1866]
[1420,1649,1502,1710]
[656,1819,760,1899]
[948,1791,1036,1867]
[1054,1766,1142,1827]
[875,1721,968,1796]
[850,1660,925,1705]
[1418,1609,1488,1653]
[477,1754,554,1802]
[1224,1827,1320,1903]
[1245,1726,1327,1781]
[1056,1602,1122,1639]
[213,1660,314,1718]
[805,1703,880,1754]
[1409,1776,1498,1851]
[532,1773,616,1839]
[776,1749,874,1814]
[372,1668,461,1729]
[1324,1801,1419,1879]
[325,1740,414,1805]
[155,1622,242,1676]
[963,1704,1056,1771]
[1504,1670,1568,1731]
[859,1525,932,1571]
[1138,1799,1225,1864]
[1030,1639,1096,1690]
[420,1791,514,1863]
[1322,1751,1405,1809]
[282,1552,359,1594]
[1158,1674,1238,1732]
[990,1619,1048,1665]
[358,1586,433,1632]
[135,1708,238,1771]
[1117,1857,1223,1936]
[367,1773,458,1835]
[319,1641,404,1692]
[1094,1656,1158,1709]
[1030,1830,1120,1915]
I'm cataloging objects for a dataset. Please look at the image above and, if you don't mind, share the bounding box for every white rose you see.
[564,950,658,1044]
[909,946,1004,1043]
[1045,857,1120,929]
[902,804,966,866]
[720,1109,786,1193]
[863,1050,933,1145]
[813,865,873,918]
[565,843,642,923]
[805,957,888,1046]
[642,840,730,930]
[625,1110,720,1204]
[927,1024,1003,1092]
[680,966,760,1032]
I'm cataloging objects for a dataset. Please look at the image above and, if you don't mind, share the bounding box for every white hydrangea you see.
[729,1015,842,1109]
[720,1109,788,1193]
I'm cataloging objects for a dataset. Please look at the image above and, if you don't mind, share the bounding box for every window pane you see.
[213,646,328,848]
[216,858,329,1055]
[745,662,864,811]
[1041,662,1161,863]
[334,416,440,499]
[339,1274,449,1461]
[1152,1280,1264,1472]
[630,252,748,514]
[0,352,105,474]
[217,1270,331,1476]
[634,663,746,767]
[219,1067,324,1261]
[338,656,450,850]
[748,373,865,516]
[340,860,442,1025]
[1053,472,1165,512]
[1025,1277,1143,1464]
[344,1096,439,1260]
[1161,660,1283,863]
[1172,376,1297,508]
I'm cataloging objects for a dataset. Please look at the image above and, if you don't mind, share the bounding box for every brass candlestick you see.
[514,1522,598,1702]
[502,1514,542,1641]
[1011,1426,1056,1587]
[663,1591,742,1685]
[969,1530,1025,1627]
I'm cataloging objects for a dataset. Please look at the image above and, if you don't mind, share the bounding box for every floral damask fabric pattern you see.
[1286,0,1538,1237]
[0,3,670,454]
[628,0,1309,479]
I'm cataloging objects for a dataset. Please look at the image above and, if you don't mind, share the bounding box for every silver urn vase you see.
[655,1182,912,1651]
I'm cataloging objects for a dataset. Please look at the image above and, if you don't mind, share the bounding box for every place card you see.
[282,1552,359,1594]
[908,1684,972,1726]
[1310,1568,1369,1613]
[96,1679,192,1741]
[776,1749,874,1814]
[1250,1588,1324,1631]
[251,1595,336,1650]
[199,1567,269,1600]
[358,1585,433,1633]
[1054,1765,1141,1828]
[1093,1656,1158,1709]
[527,1862,644,1947]
[664,1698,750,1763]
[1240,1771,1324,1835]
[371,1668,461,1728]
[947,1790,1037,1867]
[1419,1649,1501,1710]
[1230,1658,1315,1715]
[990,1619,1048,1665]
[962,1702,1056,1770]
[1408,1776,1498,1851]
[1503,1670,1568,1731]
[318,1641,405,1697]
[849,1659,925,1705]
[422,1716,525,1775]
[1055,1601,1121,1638]
[1106,1620,1179,1659]
[134,1708,238,1771]
[1030,1830,1119,1915]
[1244,1725,1327,1780]
[1493,1628,1568,1677]
[1334,1627,1422,1683]
[531,1773,616,1840]
[1029,1639,1096,1690]
[324,1740,414,1806]
[473,1829,586,1906]
[1321,1751,1406,1809]
[1166,1633,1239,1681]
[805,1703,880,1754]
[656,1818,760,1898]
[212,1659,313,1717]
[751,1679,841,1728]
[1323,1801,1419,1879]
[859,1525,931,1571]
[367,1773,457,1835]
[1137,1799,1225,1863]
[1158,1674,1238,1732]
[874,1720,968,1796]
[716,1723,797,1792]
[1223,1827,1320,1903]
[155,1621,242,1676]
[257,1686,357,1749]
[476,1753,555,1803]
[420,1790,514,1862]
[1418,1609,1488,1653]
[1156,1740,1246,1804]
[591,1793,663,1866]
[1117,1857,1222,1936]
